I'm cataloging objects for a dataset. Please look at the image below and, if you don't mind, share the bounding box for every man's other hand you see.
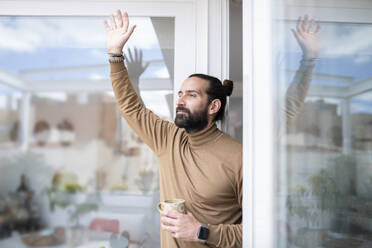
[160,210,201,242]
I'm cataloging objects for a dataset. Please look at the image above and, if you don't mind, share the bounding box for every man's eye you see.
[189,94,196,97]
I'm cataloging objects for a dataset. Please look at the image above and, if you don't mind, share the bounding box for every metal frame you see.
[243,0,275,247]
[243,1,253,246]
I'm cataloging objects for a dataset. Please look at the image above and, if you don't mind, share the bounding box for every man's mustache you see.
[176,107,191,114]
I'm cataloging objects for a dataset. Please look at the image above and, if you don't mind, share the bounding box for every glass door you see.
[244,0,372,247]
[0,1,205,247]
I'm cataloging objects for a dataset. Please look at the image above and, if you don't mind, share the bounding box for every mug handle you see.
[178,204,185,213]
[157,202,163,212]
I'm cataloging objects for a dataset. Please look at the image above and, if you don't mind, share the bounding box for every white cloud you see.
[352,90,372,102]
[350,91,372,113]
[89,73,104,80]
[0,21,42,52]
[277,22,372,62]
[354,54,371,64]
[35,92,67,102]
[321,26,372,57]
[90,48,106,59]
[152,67,169,78]
[351,102,372,113]
[0,16,159,52]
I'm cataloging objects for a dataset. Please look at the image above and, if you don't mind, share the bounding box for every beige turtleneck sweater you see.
[110,61,242,248]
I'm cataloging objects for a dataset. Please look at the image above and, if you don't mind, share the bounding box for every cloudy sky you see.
[279,21,372,81]
[275,20,372,114]
[0,16,170,79]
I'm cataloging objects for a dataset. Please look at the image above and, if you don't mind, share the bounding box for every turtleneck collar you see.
[187,123,222,148]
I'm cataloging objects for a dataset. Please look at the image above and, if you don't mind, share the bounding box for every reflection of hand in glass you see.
[291,15,321,59]
[125,47,150,96]
[125,47,150,79]
[283,15,322,131]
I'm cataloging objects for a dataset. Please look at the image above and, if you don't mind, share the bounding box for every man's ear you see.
[208,99,221,116]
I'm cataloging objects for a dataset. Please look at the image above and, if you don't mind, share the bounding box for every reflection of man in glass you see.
[103,10,320,247]
[284,15,321,129]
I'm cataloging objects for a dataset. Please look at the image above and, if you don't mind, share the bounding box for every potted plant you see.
[45,171,98,227]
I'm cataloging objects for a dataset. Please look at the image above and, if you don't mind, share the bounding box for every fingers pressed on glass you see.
[117,10,123,28]
[103,20,111,32]
[110,14,117,29]
[307,19,315,33]
[302,15,309,31]
[123,11,129,32]
[128,48,134,62]
[135,47,139,61]
[315,23,321,34]
[297,16,303,33]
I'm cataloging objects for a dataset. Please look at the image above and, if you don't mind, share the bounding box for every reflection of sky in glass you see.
[141,90,173,118]
[276,21,372,84]
[0,90,21,110]
[351,90,372,114]
[104,90,172,118]
[0,16,170,80]
[0,84,21,94]
[275,20,372,113]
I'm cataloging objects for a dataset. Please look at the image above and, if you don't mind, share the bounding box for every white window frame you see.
[243,0,275,247]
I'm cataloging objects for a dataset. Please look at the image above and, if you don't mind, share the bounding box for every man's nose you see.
[176,96,185,106]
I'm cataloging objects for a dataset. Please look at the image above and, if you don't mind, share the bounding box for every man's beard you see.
[174,106,209,133]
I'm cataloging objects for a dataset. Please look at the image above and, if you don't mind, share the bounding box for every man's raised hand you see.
[104,10,136,55]
[291,15,321,60]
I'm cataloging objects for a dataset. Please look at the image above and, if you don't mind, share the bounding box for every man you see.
[104,10,320,247]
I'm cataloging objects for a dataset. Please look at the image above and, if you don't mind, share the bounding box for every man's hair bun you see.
[223,79,234,96]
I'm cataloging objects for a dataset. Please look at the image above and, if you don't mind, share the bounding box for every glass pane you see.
[0,16,174,247]
[273,3,372,248]
[228,1,243,143]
